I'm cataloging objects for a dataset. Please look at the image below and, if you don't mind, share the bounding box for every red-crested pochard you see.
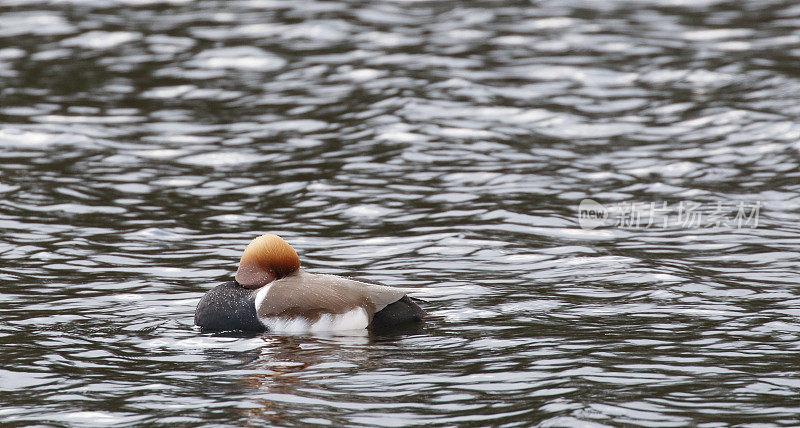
[195,234,426,333]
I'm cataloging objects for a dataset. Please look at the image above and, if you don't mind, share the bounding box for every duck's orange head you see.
[235,234,300,289]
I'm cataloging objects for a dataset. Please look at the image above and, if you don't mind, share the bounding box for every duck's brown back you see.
[256,270,408,322]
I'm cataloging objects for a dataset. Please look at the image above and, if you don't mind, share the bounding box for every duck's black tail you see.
[368,295,426,332]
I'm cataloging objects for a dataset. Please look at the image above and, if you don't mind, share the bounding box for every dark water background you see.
[2,0,800,426]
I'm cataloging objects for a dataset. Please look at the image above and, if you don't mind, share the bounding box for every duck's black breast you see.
[195,281,266,332]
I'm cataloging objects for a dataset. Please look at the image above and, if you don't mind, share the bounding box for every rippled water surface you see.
[2,0,800,426]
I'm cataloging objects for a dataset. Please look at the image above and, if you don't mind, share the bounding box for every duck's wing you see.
[256,270,407,320]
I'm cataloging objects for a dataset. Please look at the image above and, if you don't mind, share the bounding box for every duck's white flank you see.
[254,283,272,310]
[261,308,370,333]
[253,283,371,333]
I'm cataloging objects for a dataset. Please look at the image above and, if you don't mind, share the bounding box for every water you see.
[1,0,800,426]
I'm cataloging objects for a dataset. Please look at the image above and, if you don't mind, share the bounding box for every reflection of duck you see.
[238,335,373,424]
[195,234,426,333]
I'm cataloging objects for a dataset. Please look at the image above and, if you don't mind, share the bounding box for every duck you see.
[195,234,426,333]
